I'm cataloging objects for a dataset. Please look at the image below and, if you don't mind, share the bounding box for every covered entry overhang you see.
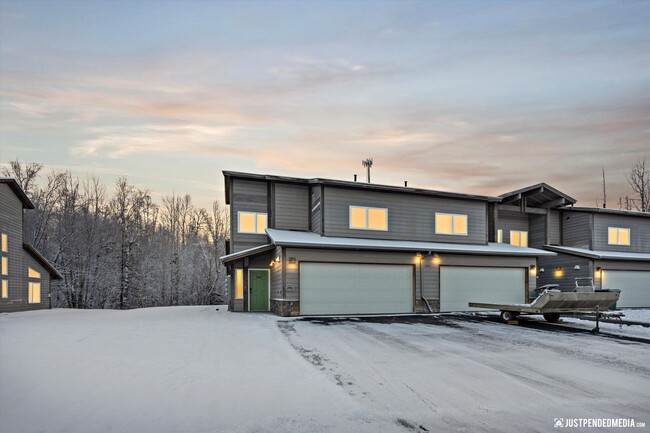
[220,244,276,313]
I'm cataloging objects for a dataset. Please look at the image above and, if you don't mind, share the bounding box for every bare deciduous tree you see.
[626,158,649,212]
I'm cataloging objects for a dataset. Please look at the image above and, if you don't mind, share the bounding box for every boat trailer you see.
[469,280,623,334]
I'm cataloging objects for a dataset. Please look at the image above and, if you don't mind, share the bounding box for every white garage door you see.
[440,266,526,312]
[300,263,413,315]
[602,270,650,308]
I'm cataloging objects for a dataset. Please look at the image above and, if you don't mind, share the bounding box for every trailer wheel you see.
[543,313,561,323]
[500,311,518,322]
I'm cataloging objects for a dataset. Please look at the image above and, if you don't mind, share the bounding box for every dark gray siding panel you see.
[323,186,487,244]
[310,187,321,234]
[271,246,283,299]
[549,210,561,244]
[497,210,529,245]
[562,211,591,249]
[529,214,545,249]
[1,184,43,313]
[231,179,269,253]
[592,214,650,253]
[536,253,591,292]
[274,183,309,231]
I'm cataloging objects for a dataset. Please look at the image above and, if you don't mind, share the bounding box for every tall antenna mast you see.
[602,168,607,208]
[362,158,373,183]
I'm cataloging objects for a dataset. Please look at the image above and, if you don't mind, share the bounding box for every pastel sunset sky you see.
[1,0,649,208]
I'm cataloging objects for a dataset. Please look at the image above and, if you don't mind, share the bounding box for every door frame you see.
[248,268,270,312]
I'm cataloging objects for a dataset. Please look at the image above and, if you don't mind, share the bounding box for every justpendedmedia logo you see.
[554,418,645,428]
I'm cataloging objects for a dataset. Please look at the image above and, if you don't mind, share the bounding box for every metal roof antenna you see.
[362,158,373,183]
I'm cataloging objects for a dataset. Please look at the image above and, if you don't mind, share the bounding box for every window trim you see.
[607,227,631,246]
[237,211,268,235]
[510,230,528,247]
[348,206,388,231]
[434,212,468,236]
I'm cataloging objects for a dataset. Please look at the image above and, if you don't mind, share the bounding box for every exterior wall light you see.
[432,253,441,265]
[530,265,537,276]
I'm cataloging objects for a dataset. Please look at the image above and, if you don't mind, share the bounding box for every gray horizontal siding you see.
[1,184,52,313]
[529,214,545,249]
[274,183,309,231]
[323,186,488,244]
[497,210,529,245]
[230,179,269,253]
[562,211,591,249]
[536,253,592,292]
[592,214,650,253]
[549,210,561,244]
[310,187,321,234]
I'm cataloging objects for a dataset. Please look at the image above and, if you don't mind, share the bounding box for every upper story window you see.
[435,213,467,236]
[1,233,7,252]
[608,227,630,246]
[497,229,503,243]
[238,211,267,234]
[1,257,7,276]
[510,230,528,247]
[349,206,388,231]
[28,267,41,279]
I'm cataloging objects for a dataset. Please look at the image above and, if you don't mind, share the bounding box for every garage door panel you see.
[602,270,650,308]
[440,267,525,312]
[300,263,413,315]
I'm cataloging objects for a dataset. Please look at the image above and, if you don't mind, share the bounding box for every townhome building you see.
[0,178,62,313]
[220,171,555,316]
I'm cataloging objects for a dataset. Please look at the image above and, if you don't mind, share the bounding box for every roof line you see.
[220,244,275,263]
[23,244,63,279]
[0,178,35,209]
[223,171,501,203]
[559,207,650,218]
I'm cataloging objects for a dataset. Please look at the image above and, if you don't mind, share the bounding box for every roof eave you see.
[22,244,63,279]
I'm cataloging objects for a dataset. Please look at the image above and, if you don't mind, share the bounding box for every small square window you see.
[608,227,630,246]
[238,212,268,234]
[435,213,467,235]
[510,230,528,247]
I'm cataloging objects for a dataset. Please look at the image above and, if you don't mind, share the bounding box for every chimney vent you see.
[404,181,408,187]
[354,174,357,182]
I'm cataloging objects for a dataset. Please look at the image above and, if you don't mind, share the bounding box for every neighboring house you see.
[220,171,555,316]
[494,184,650,308]
[0,178,62,313]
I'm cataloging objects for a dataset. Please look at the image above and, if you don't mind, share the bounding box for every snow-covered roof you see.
[266,229,555,257]
[544,245,650,261]
[220,244,275,263]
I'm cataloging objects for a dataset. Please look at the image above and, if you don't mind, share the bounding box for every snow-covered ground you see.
[1,307,649,433]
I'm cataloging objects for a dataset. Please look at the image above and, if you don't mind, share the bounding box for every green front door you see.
[249,270,269,311]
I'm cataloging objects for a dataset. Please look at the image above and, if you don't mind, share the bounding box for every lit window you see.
[1,233,6,252]
[1,257,7,276]
[235,269,244,299]
[510,230,528,247]
[349,206,388,231]
[435,213,467,235]
[28,267,41,279]
[1,280,7,298]
[28,282,41,303]
[238,212,268,234]
[497,229,503,243]
[608,227,630,246]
